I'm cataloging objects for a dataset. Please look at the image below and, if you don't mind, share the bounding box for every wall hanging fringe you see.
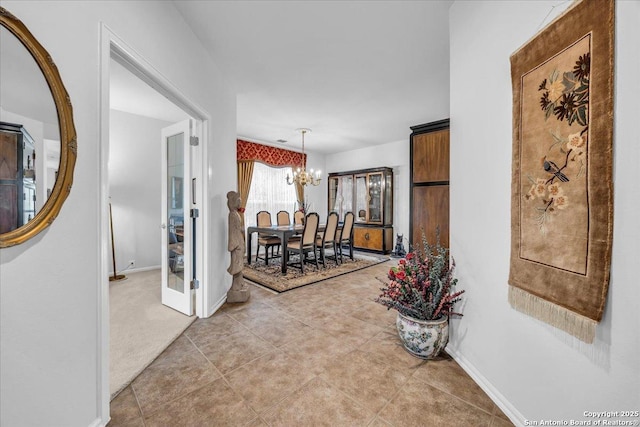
[509,286,596,343]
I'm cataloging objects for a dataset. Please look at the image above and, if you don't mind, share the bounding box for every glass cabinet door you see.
[384,171,393,225]
[330,175,355,219]
[341,175,353,219]
[355,175,367,223]
[368,172,383,223]
[23,181,36,224]
[329,177,339,214]
[328,168,392,227]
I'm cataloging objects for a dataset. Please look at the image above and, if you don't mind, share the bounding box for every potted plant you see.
[375,232,464,359]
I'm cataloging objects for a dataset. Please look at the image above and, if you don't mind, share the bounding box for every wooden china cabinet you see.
[328,167,393,254]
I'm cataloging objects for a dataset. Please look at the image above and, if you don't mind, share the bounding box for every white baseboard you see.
[207,293,227,318]
[87,416,106,427]
[445,346,525,427]
[108,265,161,276]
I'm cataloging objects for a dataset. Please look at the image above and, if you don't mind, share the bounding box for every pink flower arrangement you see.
[376,232,464,321]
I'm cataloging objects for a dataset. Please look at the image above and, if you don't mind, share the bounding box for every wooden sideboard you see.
[328,167,393,254]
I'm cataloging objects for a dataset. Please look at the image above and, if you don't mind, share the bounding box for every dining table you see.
[246,223,337,274]
[246,224,304,274]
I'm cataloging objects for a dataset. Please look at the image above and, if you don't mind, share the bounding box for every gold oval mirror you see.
[0,7,76,248]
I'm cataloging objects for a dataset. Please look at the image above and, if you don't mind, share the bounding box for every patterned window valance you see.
[237,139,305,168]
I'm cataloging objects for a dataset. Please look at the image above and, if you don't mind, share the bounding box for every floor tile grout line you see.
[408,370,496,416]
[220,345,289,380]
[186,332,266,425]
[374,383,403,427]
[184,333,221,372]
[256,374,323,421]
[336,349,419,426]
[137,375,230,421]
[312,374,379,425]
[136,336,222,420]
[187,311,287,366]
[242,373,321,419]
[226,299,303,323]
[129,384,147,427]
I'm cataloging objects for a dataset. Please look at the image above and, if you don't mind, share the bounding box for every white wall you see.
[449,1,640,425]
[109,109,174,272]
[325,139,410,244]
[300,149,328,222]
[0,1,236,426]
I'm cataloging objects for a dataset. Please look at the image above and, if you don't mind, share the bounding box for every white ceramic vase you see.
[396,313,449,359]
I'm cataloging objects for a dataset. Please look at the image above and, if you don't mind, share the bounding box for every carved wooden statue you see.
[226,191,250,303]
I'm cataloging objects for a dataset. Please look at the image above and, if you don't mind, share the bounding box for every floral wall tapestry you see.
[509,0,614,343]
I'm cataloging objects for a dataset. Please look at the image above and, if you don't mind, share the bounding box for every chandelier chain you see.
[286,128,321,186]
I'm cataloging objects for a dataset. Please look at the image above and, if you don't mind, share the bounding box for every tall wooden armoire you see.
[0,122,35,234]
[409,119,450,251]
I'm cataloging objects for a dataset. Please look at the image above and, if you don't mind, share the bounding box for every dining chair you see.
[256,211,281,265]
[316,211,339,267]
[293,210,305,225]
[337,211,355,262]
[286,212,320,273]
[276,210,291,226]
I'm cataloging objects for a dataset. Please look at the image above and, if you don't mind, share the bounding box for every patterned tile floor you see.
[109,260,513,427]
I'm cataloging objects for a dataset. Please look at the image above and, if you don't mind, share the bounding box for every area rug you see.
[110,269,195,399]
[243,253,389,293]
[509,0,614,343]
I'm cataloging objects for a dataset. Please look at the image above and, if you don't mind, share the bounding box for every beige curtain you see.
[294,181,304,210]
[237,160,254,227]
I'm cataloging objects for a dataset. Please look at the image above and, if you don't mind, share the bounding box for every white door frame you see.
[98,24,210,422]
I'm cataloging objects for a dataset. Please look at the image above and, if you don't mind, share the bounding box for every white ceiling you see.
[111,1,453,155]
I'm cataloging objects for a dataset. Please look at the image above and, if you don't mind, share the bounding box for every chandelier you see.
[286,128,321,186]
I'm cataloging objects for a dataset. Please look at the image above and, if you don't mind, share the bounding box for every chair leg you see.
[349,241,353,260]
[320,246,326,267]
[314,245,319,269]
[299,248,304,273]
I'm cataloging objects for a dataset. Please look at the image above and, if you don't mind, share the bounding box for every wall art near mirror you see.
[0,7,76,247]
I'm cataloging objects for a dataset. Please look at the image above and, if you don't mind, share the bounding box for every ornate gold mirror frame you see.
[0,7,76,248]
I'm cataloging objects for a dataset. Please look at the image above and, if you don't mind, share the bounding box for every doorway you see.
[102,31,208,403]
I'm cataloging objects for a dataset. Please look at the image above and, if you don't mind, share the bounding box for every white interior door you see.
[161,119,193,315]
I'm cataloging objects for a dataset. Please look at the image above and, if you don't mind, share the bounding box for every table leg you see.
[281,233,288,274]
[247,231,253,265]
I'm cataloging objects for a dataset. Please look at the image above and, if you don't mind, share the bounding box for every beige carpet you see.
[109,269,195,400]
[243,252,389,292]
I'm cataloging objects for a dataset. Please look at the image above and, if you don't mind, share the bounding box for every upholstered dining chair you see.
[337,211,355,262]
[293,210,305,225]
[256,211,281,265]
[276,210,291,226]
[286,212,319,273]
[316,211,339,267]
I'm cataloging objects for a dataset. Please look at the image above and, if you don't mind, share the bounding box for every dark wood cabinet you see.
[328,167,393,254]
[0,122,35,234]
[410,119,450,250]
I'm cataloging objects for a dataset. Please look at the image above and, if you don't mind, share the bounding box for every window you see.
[245,162,297,226]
